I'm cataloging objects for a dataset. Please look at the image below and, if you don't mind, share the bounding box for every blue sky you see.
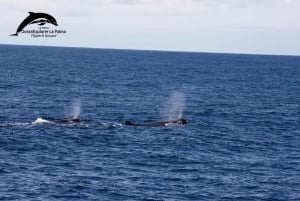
[1,0,299,55]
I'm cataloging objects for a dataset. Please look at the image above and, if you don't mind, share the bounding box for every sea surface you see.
[0,44,299,201]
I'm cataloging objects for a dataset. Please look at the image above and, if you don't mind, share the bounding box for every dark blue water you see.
[0,44,299,200]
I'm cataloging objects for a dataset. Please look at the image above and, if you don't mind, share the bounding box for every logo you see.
[10,12,66,38]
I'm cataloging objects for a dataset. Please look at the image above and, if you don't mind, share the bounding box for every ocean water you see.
[0,44,299,200]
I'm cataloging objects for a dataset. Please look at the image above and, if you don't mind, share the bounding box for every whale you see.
[124,118,187,126]
[32,117,81,125]
[52,118,81,124]
[10,12,58,36]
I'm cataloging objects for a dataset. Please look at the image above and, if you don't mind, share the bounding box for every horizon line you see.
[0,43,299,57]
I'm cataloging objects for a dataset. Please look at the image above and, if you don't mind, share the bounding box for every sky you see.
[0,0,299,55]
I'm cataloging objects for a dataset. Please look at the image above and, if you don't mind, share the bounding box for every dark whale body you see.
[125,118,187,126]
[32,117,82,125]
[53,118,81,124]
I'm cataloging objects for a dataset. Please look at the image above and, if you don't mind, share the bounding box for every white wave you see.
[112,123,123,127]
[4,122,31,126]
[32,117,52,124]
[101,122,123,127]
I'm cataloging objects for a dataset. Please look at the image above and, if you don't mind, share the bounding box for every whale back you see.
[124,118,187,126]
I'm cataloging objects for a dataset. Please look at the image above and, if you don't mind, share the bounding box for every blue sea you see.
[0,44,299,201]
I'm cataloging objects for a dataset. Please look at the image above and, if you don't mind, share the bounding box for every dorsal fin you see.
[28,12,35,15]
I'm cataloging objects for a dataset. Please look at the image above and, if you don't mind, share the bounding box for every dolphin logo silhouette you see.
[10,12,58,36]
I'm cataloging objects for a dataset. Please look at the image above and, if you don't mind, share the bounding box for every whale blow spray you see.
[162,91,185,120]
[70,100,81,119]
